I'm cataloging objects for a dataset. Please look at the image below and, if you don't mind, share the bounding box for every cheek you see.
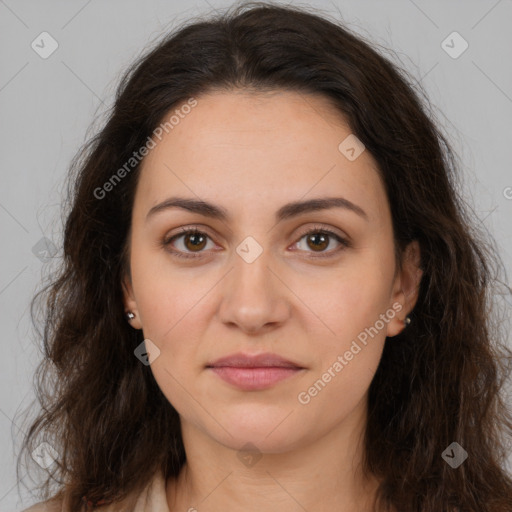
[130,240,213,339]
[295,342,382,436]
[331,284,389,348]
[294,277,391,421]
[303,257,393,350]
[135,286,209,377]
[137,290,207,415]
[296,259,393,401]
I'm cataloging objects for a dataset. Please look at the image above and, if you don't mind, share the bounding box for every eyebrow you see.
[145,196,369,223]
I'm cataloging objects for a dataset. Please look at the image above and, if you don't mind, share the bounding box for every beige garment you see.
[20,470,170,512]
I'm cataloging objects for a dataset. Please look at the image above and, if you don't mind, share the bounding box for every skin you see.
[122,89,422,512]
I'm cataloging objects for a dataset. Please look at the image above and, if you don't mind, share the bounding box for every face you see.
[123,90,421,453]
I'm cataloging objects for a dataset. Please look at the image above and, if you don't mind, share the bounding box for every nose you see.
[217,248,290,335]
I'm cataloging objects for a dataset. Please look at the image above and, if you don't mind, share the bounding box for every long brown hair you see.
[16,2,512,511]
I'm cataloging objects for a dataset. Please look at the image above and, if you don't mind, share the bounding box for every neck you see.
[166,398,381,512]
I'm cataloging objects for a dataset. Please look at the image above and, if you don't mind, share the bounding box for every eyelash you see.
[161,224,351,260]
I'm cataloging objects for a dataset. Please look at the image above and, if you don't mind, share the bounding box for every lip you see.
[206,352,305,391]
[206,352,304,369]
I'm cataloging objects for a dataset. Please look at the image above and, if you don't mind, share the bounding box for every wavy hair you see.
[16,2,512,511]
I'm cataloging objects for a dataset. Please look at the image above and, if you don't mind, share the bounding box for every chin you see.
[208,411,304,451]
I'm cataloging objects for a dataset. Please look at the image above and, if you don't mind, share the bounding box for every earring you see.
[126,311,135,320]
[404,315,411,326]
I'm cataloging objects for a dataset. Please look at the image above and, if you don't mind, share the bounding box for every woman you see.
[18,1,512,511]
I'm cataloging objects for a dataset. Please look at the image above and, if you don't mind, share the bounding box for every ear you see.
[386,240,423,337]
[122,272,143,330]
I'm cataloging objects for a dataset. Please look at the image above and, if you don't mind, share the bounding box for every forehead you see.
[135,90,389,226]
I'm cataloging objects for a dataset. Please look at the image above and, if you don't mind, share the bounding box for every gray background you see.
[1,0,511,510]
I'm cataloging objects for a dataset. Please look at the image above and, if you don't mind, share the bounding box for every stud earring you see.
[126,311,135,321]
[404,315,411,326]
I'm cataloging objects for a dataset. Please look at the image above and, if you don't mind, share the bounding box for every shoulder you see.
[20,470,168,512]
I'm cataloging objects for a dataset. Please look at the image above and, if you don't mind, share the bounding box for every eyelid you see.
[294,223,348,242]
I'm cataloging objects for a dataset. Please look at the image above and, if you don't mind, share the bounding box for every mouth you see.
[205,352,306,391]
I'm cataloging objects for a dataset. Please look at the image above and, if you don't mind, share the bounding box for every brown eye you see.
[305,232,329,252]
[292,226,350,258]
[182,231,207,251]
[163,228,214,258]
